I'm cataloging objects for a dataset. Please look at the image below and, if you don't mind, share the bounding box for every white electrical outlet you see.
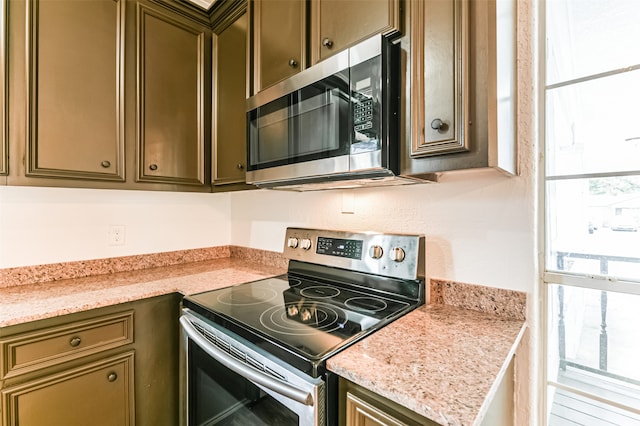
[341,191,355,214]
[108,225,126,246]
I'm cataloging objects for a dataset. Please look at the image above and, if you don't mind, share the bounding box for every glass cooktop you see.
[183,273,412,368]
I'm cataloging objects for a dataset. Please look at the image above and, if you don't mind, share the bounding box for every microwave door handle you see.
[180,316,314,406]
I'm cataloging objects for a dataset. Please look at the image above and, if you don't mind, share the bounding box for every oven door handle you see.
[180,316,314,407]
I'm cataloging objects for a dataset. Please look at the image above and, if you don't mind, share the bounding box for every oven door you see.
[180,314,324,426]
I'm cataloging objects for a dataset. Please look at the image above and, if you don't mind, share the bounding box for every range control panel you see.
[316,237,363,259]
[283,228,425,280]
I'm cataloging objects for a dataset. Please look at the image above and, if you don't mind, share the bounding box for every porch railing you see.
[556,251,640,386]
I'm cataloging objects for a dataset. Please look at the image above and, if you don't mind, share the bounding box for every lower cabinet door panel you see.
[346,392,408,426]
[1,351,134,426]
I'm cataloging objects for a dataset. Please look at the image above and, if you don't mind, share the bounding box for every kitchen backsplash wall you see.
[0,186,232,268]
[230,169,535,293]
[0,167,535,293]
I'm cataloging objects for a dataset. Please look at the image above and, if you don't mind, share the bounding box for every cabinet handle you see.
[288,58,298,68]
[107,372,118,382]
[236,163,244,170]
[101,160,111,168]
[149,164,158,171]
[322,38,333,48]
[69,336,81,347]
[430,118,448,132]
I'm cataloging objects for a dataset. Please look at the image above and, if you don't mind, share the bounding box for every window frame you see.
[540,0,640,423]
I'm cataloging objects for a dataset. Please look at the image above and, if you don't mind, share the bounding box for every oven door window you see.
[188,341,299,426]
[247,70,351,171]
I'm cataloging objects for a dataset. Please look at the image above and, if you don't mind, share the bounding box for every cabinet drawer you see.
[1,311,133,379]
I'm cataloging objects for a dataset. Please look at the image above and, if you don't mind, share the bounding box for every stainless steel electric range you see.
[180,228,425,426]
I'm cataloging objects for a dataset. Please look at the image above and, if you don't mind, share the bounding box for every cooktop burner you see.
[344,297,388,313]
[299,286,341,299]
[216,286,279,306]
[260,302,346,335]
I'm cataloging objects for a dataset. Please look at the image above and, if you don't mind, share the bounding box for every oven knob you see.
[287,305,299,317]
[390,247,405,262]
[287,237,299,248]
[300,308,313,322]
[369,245,384,259]
[300,238,312,250]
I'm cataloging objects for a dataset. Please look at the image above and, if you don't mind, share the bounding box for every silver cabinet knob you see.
[288,58,298,68]
[389,247,406,262]
[236,163,244,170]
[322,38,333,48]
[107,372,118,382]
[101,160,111,168]
[430,118,448,132]
[369,245,384,259]
[69,336,81,347]
[149,164,158,171]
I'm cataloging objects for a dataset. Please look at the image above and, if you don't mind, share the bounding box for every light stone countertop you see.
[327,304,526,426]
[0,257,284,328]
[0,250,526,426]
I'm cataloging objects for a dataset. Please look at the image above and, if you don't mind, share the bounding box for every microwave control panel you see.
[353,95,374,133]
[350,54,382,149]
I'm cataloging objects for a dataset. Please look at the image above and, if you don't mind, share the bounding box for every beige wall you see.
[0,187,232,268]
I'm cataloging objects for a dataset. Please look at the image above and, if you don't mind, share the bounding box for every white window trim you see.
[539,0,640,423]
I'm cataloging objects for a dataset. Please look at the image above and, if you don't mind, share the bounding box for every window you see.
[544,1,640,425]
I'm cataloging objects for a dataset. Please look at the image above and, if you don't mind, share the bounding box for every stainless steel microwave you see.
[246,35,422,191]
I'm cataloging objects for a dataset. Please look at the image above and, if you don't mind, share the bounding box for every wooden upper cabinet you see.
[251,0,399,93]
[410,0,468,157]
[213,9,249,186]
[252,0,306,92]
[26,0,125,181]
[136,3,208,185]
[402,0,517,176]
[310,0,400,64]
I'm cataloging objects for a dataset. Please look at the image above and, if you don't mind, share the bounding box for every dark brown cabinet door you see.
[1,352,134,426]
[310,0,400,64]
[252,0,306,92]
[410,0,468,157]
[402,0,517,176]
[26,0,125,181]
[0,0,6,177]
[136,4,208,185]
[213,10,249,186]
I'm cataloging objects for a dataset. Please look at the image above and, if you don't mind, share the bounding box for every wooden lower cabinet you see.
[2,352,134,426]
[346,392,409,426]
[339,378,439,426]
[340,355,516,426]
[0,293,181,426]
